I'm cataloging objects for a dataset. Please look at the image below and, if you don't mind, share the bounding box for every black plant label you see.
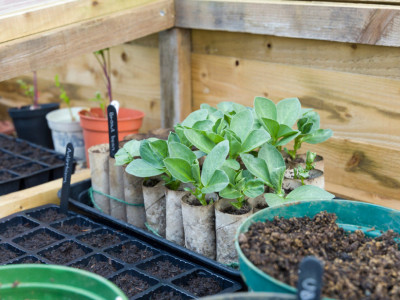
[60,143,74,213]
[297,256,323,300]
[107,105,119,158]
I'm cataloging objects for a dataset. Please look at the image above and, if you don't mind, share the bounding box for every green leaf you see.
[302,129,333,144]
[254,97,277,121]
[244,179,265,198]
[217,102,235,113]
[222,159,240,170]
[224,130,241,158]
[285,185,335,201]
[193,120,214,131]
[149,139,168,161]
[140,140,164,169]
[125,159,164,177]
[168,132,180,143]
[201,140,229,186]
[194,150,206,159]
[260,118,279,140]
[184,128,216,153]
[240,129,270,153]
[209,110,224,123]
[240,153,272,187]
[205,132,225,144]
[220,166,237,184]
[275,131,300,147]
[123,140,141,157]
[201,169,229,194]
[220,184,241,199]
[168,142,196,164]
[297,119,314,135]
[258,143,285,191]
[200,103,217,114]
[191,161,201,184]
[114,148,132,166]
[276,97,301,127]
[264,193,285,207]
[181,109,209,128]
[230,109,253,142]
[277,124,298,139]
[303,111,320,131]
[174,125,192,147]
[164,158,195,183]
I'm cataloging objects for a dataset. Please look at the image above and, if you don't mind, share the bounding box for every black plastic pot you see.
[8,103,59,148]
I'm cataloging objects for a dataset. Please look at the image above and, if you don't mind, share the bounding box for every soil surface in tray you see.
[80,232,121,248]
[177,273,222,297]
[41,242,86,264]
[107,243,154,264]
[72,256,117,277]
[12,163,44,175]
[14,257,42,264]
[56,223,94,235]
[1,156,26,169]
[1,223,35,239]
[111,273,150,298]
[0,140,32,153]
[142,260,185,279]
[34,209,67,223]
[239,211,400,299]
[16,231,59,250]
[0,245,20,263]
[22,147,51,160]
[0,171,15,181]
[40,156,63,166]
[150,290,186,300]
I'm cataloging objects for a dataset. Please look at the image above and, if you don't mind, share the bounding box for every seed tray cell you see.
[8,255,45,264]
[0,216,39,239]
[0,133,75,195]
[0,243,25,264]
[51,216,100,236]
[12,228,64,251]
[135,285,193,300]
[2,202,243,298]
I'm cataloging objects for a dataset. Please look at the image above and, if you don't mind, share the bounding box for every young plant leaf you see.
[149,139,168,161]
[164,158,195,183]
[223,159,240,170]
[254,97,277,120]
[114,148,132,166]
[184,128,216,154]
[168,132,180,143]
[240,129,270,153]
[264,193,285,207]
[240,153,272,187]
[193,120,214,131]
[201,169,229,194]
[302,129,333,144]
[168,142,196,164]
[220,184,242,199]
[125,159,164,177]
[201,140,229,186]
[258,143,286,191]
[191,161,201,184]
[224,130,242,158]
[243,179,265,198]
[181,109,209,128]
[139,140,164,169]
[260,118,279,141]
[276,97,301,127]
[285,185,335,201]
[123,139,141,157]
[230,109,253,142]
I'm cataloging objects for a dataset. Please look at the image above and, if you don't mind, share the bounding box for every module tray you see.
[0,201,243,299]
[0,133,75,195]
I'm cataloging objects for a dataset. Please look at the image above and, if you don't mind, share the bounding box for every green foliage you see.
[89,91,107,117]
[293,151,317,184]
[55,74,75,121]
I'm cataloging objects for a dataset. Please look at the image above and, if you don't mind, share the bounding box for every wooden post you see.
[159,28,192,128]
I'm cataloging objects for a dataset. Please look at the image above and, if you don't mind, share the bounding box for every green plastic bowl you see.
[0,264,127,300]
[235,199,400,296]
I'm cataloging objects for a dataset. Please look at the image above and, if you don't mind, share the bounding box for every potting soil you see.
[240,211,400,299]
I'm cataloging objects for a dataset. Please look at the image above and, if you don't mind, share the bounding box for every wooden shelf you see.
[0,0,174,81]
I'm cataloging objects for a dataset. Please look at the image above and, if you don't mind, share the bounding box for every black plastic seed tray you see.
[0,203,244,299]
[0,133,75,195]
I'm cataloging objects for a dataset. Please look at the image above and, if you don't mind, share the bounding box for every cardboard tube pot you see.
[215,199,253,265]
[123,169,145,229]
[109,158,126,221]
[143,178,166,237]
[165,187,189,246]
[284,153,324,178]
[181,193,218,259]
[88,143,110,214]
[282,169,324,194]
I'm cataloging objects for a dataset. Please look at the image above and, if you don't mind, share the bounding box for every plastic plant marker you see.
[297,256,323,300]
[60,143,74,214]
[107,104,119,158]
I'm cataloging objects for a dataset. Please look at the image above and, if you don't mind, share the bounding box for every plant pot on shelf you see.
[142,178,166,238]
[235,200,400,296]
[79,107,145,164]
[0,264,127,300]
[283,153,324,178]
[8,103,60,148]
[46,107,86,161]
[215,199,253,265]
[282,169,324,194]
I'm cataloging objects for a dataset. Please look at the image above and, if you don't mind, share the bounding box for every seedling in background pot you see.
[293,151,316,184]
[54,74,75,121]
[17,71,39,109]
[92,48,112,117]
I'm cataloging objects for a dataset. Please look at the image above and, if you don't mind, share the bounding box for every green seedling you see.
[17,71,39,109]
[54,74,75,121]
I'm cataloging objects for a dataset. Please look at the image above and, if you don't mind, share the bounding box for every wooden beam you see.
[159,28,192,127]
[176,0,400,47]
[0,169,91,218]
[0,0,174,82]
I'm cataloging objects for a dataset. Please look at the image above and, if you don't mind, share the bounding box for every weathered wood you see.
[0,0,174,82]
[192,30,400,80]
[176,0,400,47]
[0,0,156,44]
[159,28,192,127]
[192,53,400,148]
[0,169,91,218]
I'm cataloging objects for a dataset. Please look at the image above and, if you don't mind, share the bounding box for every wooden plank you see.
[0,0,155,44]
[192,30,400,80]
[0,169,90,218]
[0,0,174,82]
[0,42,162,133]
[176,0,400,47]
[192,53,400,148]
[159,28,192,127]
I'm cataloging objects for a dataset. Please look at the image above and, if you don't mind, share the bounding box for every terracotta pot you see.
[79,107,144,165]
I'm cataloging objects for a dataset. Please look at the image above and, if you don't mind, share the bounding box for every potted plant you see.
[79,48,145,164]
[45,75,86,161]
[8,71,59,148]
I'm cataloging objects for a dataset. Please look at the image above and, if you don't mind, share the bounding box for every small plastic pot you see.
[0,264,127,300]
